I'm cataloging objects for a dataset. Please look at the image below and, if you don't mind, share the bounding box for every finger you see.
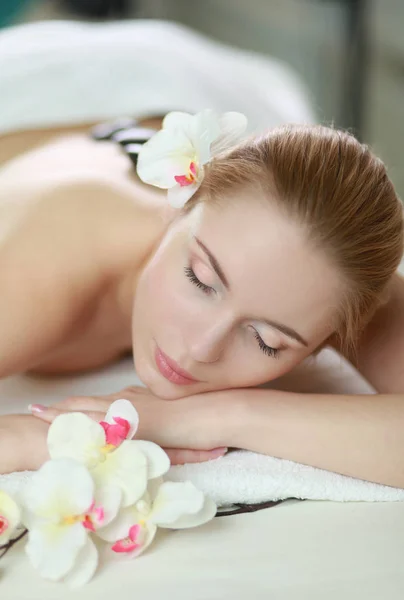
[51,396,113,411]
[53,396,114,412]
[28,404,104,424]
[165,447,228,465]
[52,386,151,412]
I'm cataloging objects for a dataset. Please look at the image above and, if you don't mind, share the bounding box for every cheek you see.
[233,347,311,388]
[134,251,195,332]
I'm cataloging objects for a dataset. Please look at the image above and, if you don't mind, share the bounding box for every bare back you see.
[0,122,169,376]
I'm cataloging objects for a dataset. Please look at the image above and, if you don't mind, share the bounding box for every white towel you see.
[0,19,315,136]
[1,349,404,507]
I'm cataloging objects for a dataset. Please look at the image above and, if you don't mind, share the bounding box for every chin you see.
[154,385,192,401]
[149,378,199,401]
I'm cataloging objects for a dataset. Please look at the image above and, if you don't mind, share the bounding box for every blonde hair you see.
[187,124,404,359]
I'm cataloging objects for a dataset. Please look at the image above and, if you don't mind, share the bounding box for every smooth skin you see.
[1,118,404,487]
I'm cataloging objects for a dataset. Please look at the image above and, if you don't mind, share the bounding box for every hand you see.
[30,386,229,465]
[0,414,49,474]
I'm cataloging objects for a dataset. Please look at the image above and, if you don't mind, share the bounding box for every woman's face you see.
[132,195,342,400]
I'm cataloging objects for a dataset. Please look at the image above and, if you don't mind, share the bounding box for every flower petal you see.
[63,537,99,588]
[150,481,204,526]
[210,112,248,157]
[167,182,201,208]
[103,399,139,441]
[157,495,217,530]
[104,516,157,560]
[137,129,194,189]
[159,110,219,176]
[22,459,94,521]
[91,442,148,508]
[189,109,220,165]
[162,111,193,131]
[92,485,122,529]
[0,490,21,545]
[132,441,170,479]
[48,413,106,468]
[96,504,141,543]
[123,522,157,559]
[25,522,87,581]
[146,476,164,503]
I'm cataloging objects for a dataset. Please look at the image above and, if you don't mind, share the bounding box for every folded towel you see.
[1,350,404,507]
[0,19,315,135]
[3,450,404,508]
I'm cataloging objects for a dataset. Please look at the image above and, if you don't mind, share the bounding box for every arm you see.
[29,385,404,487]
[228,387,404,489]
[0,415,49,473]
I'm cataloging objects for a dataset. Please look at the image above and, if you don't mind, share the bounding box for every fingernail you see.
[28,404,47,413]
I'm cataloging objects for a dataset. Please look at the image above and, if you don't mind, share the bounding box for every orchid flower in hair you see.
[136,109,248,208]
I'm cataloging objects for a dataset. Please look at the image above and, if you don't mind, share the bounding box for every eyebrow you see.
[261,319,309,347]
[194,236,309,348]
[195,237,230,290]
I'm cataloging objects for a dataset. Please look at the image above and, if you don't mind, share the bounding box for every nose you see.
[187,318,233,364]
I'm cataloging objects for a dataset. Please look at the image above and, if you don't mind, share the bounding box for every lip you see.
[154,346,200,386]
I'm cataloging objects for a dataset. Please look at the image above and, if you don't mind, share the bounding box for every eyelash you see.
[185,265,280,359]
[184,266,214,295]
[253,331,279,358]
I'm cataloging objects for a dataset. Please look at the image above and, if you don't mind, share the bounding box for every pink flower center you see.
[111,524,143,554]
[62,501,104,532]
[0,516,9,535]
[174,161,198,187]
[82,502,105,532]
[82,515,95,532]
[100,416,131,448]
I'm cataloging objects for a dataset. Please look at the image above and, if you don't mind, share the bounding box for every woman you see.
[1,109,404,490]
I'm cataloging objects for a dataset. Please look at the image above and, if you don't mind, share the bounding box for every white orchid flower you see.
[0,489,21,546]
[47,399,170,507]
[22,458,121,586]
[97,481,216,558]
[136,109,248,208]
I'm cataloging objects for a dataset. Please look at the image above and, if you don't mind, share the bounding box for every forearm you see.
[0,414,49,474]
[227,388,404,489]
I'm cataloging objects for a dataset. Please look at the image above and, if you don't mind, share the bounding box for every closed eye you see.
[185,265,280,358]
[185,266,215,295]
[252,330,280,358]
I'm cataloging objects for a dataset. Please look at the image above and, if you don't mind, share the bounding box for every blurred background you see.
[0,0,403,197]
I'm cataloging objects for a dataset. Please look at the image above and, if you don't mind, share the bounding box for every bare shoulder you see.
[0,167,168,315]
[0,132,167,260]
[0,130,150,198]
[0,135,169,375]
[332,272,404,393]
